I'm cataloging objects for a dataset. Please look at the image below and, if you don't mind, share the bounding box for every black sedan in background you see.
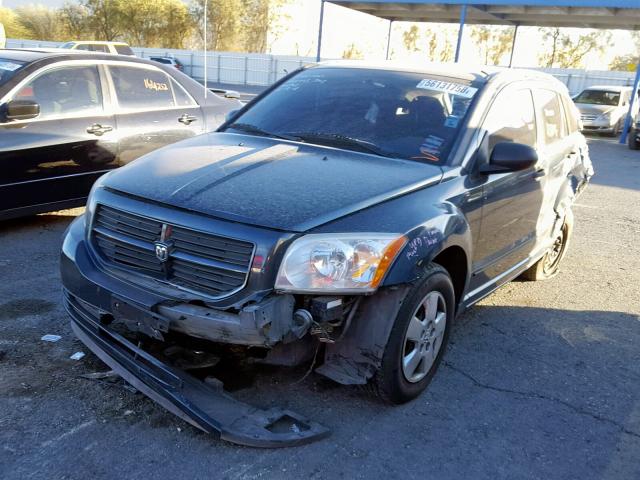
[0,49,241,220]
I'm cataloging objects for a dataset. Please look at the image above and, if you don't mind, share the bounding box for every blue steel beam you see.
[454,5,467,63]
[316,0,326,62]
[619,63,640,145]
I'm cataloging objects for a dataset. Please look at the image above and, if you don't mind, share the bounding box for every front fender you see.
[382,202,472,287]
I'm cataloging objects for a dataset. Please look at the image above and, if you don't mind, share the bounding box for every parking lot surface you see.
[0,138,639,480]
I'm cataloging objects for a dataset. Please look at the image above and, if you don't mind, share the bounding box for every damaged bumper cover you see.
[61,217,329,447]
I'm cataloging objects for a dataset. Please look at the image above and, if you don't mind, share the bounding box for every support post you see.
[385,20,393,60]
[508,24,519,68]
[203,0,208,97]
[316,0,325,62]
[619,62,640,144]
[454,5,467,63]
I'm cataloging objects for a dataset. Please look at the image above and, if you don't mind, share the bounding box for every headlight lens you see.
[275,234,407,293]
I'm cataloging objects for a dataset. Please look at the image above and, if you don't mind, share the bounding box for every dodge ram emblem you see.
[154,242,171,262]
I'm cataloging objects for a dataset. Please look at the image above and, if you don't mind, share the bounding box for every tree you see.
[538,28,611,69]
[342,43,363,59]
[471,26,513,66]
[402,25,420,52]
[15,5,62,41]
[609,32,640,72]
[0,7,32,39]
[58,3,91,40]
[118,0,193,49]
[82,0,124,41]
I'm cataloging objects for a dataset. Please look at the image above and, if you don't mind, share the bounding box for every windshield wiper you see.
[286,132,398,159]
[226,123,300,141]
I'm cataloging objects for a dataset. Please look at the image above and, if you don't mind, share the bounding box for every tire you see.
[372,263,455,404]
[629,129,640,150]
[521,213,573,281]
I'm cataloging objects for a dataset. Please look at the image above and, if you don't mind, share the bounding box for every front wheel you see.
[372,263,455,404]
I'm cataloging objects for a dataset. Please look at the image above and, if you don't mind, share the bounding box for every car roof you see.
[0,48,149,65]
[313,60,562,87]
[65,41,129,46]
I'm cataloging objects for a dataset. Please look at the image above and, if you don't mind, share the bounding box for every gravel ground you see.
[0,137,639,480]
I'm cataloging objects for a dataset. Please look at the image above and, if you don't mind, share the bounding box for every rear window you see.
[110,65,175,110]
[535,89,567,145]
[0,58,27,87]
[115,45,134,55]
[151,57,171,64]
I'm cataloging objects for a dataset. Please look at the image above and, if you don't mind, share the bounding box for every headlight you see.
[275,234,407,293]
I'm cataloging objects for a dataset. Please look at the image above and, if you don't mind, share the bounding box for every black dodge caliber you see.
[60,62,593,447]
[0,49,240,220]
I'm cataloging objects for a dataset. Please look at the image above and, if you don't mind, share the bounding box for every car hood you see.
[103,133,443,232]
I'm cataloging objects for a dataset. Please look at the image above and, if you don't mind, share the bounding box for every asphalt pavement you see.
[0,137,639,480]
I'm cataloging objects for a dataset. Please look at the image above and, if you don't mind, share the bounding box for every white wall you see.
[6,38,637,93]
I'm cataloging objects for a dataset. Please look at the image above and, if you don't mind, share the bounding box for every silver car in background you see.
[574,85,638,135]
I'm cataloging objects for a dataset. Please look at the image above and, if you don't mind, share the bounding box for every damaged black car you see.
[60,63,593,447]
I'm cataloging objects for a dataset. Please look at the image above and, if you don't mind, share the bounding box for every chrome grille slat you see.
[92,204,254,299]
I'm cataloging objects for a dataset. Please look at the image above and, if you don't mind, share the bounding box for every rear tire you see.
[629,129,640,150]
[521,214,572,281]
[372,263,455,404]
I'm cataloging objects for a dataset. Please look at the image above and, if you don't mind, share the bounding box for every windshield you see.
[223,68,479,164]
[0,58,27,87]
[574,89,621,106]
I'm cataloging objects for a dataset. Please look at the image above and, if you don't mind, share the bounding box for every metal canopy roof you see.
[332,1,640,29]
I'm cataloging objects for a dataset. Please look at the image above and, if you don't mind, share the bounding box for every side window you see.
[484,88,536,150]
[114,45,134,55]
[89,44,109,53]
[534,89,567,145]
[14,65,103,119]
[170,78,195,107]
[74,44,91,51]
[561,94,580,134]
[109,66,175,110]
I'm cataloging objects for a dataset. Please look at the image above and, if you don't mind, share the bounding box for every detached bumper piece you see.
[64,293,329,448]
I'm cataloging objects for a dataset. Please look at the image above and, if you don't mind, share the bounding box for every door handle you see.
[178,114,198,125]
[86,124,113,136]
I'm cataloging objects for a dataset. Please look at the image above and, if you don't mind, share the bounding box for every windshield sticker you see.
[143,78,169,92]
[444,115,460,128]
[416,79,478,99]
[0,62,22,72]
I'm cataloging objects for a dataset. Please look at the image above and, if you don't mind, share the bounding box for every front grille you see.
[92,204,254,298]
[581,114,597,122]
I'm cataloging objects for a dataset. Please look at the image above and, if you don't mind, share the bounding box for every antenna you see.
[204,0,208,99]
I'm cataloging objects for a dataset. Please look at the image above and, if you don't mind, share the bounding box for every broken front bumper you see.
[61,216,329,447]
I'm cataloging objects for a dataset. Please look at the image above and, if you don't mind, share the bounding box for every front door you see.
[0,63,117,215]
[106,64,204,165]
[472,87,545,286]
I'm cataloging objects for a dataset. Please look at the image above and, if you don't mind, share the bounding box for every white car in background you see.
[573,85,638,135]
[60,41,135,56]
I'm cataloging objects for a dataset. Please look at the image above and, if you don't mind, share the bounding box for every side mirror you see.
[225,109,240,123]
[4,99,40,121]
[479,142,538,174]
[223,90,240,100]
[209,88,241,100]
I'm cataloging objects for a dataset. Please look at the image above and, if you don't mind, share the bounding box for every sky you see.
[2,0,636,69]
